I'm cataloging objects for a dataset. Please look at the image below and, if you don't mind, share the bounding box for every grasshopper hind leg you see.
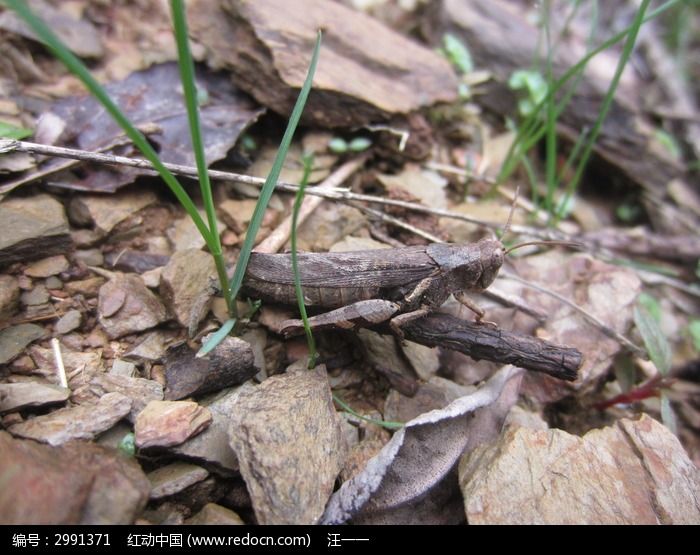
[389,305,431,342]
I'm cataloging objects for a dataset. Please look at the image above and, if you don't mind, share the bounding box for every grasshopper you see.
[242,235,505,337]
[241,195,575,338]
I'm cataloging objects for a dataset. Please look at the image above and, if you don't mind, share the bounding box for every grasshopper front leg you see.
[454,290,497,326]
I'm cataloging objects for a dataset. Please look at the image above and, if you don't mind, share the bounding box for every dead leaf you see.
[321,365,523,524]
[34,63,264,192]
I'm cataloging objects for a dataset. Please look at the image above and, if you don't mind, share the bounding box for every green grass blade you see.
[542,1,557,216]
[170,0,233,315]
[634,304,672,375]
[4,0,213,246]
[332,394,404,430]
[660,393,678,434]
[498,0,680,189]
[553,0,652,224]
[196,318,237,358]
[290,153,318,368]
[228,30,322,299]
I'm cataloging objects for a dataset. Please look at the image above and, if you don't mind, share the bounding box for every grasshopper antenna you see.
[505,240,583,255]
[500,186,582,254]
[501,185,519,239]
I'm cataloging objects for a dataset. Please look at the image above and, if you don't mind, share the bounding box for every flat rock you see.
[73,248,104,267]
[0,323,45,365]
[172,387,252,473]
[377,166,448,211]
[135,400,212,449]
[90,373,163,422]
[459,415,700,524]
[64,276,105,297]
[124,330,171,362]
[188,0,458,127]
[8,392,132,446]
[0,431,149,524]
[0,194,71,267]
[45,276,62,289]
[55,309,82,335]
[296,203,366,251]
[228,366,345,524]
[24,255,70,278]
[68,190,157,234]
[166,212,222,252]
[28,344,103,403]
[110,359,137,377]
[0,382,70,414]
[401,340,440,382]
[159,249,216,336]
[357,328,418,396]
[20,284,49,306]
[98,274,168,339]
[164,338,257,400]
[185,503,244,525]
[148,462,210,500]
[0,274,20,319]
[0,0,104,59]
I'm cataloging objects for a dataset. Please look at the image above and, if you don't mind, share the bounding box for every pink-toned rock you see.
[0,431,149,524]
[459,415,700,524]
[135,400,212,448]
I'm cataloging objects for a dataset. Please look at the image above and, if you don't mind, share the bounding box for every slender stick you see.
[0,139,529,233]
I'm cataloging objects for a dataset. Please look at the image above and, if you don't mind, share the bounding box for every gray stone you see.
[0,194,71,267]
[73,248,104,267]
[21,285,49,306]
[228,367,344,524]
[55,309,82,335]
[68,190,157,234]
[297,203,366,252]
[8,392,132,446]
[377,167,448,210]
[148,462,209,500]
[0,323,44,365]
[98,274,168,338]
[166,212,222,252]
[124,330,170,362]
[90,373,163,422]
[110,359,137,377]
[0,382,70,414]
[44,276,62,289]
[0,431,149,524]
[159,249,216,336]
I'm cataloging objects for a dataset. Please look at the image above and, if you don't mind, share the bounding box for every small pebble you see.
[55,310,82,335]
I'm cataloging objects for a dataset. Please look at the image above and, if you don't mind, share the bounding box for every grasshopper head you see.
[477,238,505,289]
